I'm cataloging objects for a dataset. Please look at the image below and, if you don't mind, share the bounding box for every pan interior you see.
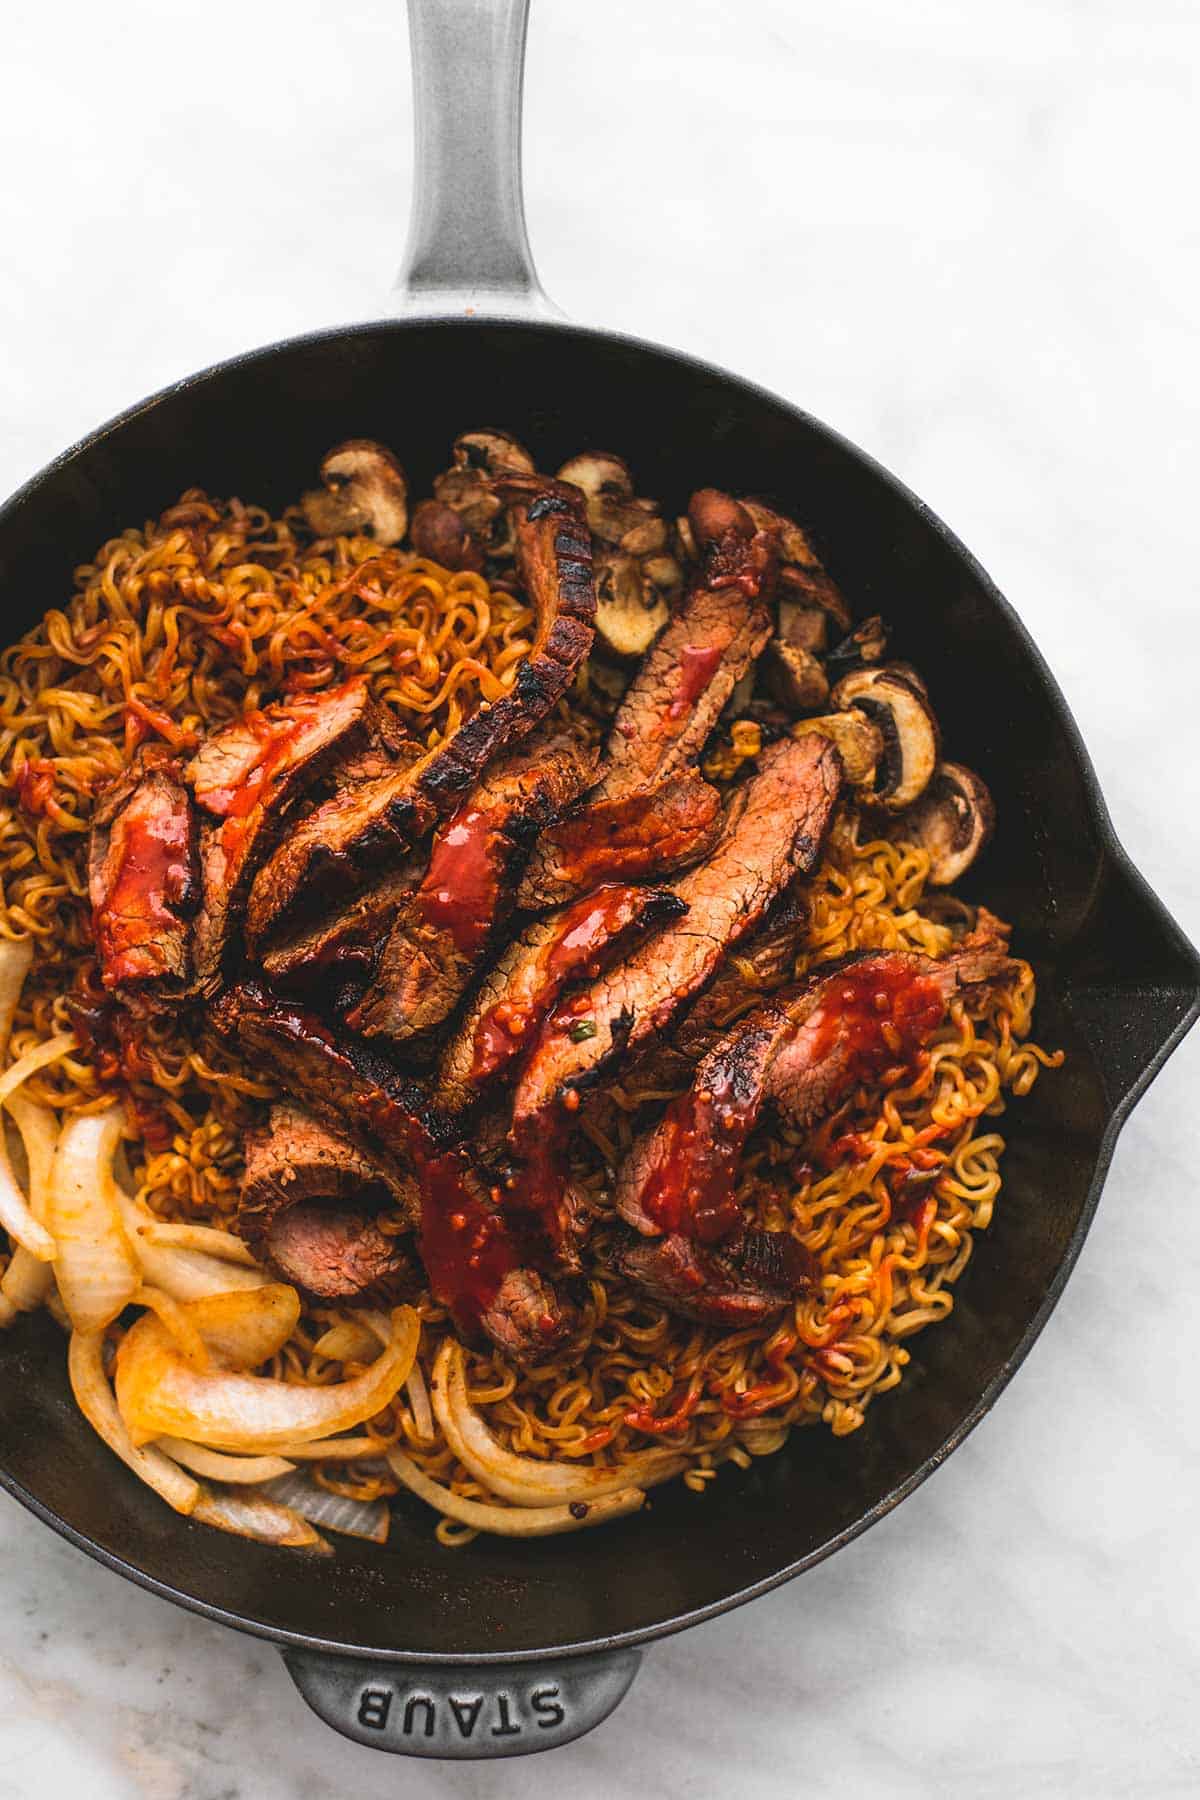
[0,320,1192,1659]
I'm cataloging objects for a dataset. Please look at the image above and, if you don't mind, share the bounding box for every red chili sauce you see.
[468,884,642,1088]
[412,803,508,956]
[641,956,947,1245]
[666,643,724,720]
[94,796,193,987]
[414,1139,524,1336]
[532,784,720,891]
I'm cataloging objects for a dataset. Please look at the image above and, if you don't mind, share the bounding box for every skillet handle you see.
[281,1645,641,1757]
[395,0,557,318]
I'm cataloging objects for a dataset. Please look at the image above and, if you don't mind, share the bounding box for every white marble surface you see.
[3,0,1199,1793]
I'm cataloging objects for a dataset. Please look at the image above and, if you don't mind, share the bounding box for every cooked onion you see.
[131,1220,259,1266]
[433,1339,686,1507]
[312,1319,384,1364]
[68,1329,200,1514]
[136,1285,211,1371]
[0,1031,76,1106]
[48,1104,139,1332]
[388,1447,646,1537]
[268,1436,384,1461]
[115,1304,420,1451]
[116,1191,268,1301]
[405,1360,435,1443]
[177,1284,301,1371]
[0,939,33,1057]
[191,1488,331,1551]
[261,1472,391,1543]
[0,1096,59,1306]
[154,1438,296,1483]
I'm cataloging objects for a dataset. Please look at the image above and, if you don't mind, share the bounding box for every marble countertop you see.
[2,1,1199,1794]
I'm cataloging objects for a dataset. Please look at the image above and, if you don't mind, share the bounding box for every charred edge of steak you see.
[616,1225,814,1328]
[258,863,417,993]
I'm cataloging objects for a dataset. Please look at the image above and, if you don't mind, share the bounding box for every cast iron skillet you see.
[1,0,1197,1760]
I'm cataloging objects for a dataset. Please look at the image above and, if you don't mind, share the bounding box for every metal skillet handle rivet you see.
[281,1648,642,1759]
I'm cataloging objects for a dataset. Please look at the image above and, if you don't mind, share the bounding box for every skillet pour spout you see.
[1,0,1197,1763]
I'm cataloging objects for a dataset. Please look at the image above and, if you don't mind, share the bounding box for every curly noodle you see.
[0,488,1061,1544]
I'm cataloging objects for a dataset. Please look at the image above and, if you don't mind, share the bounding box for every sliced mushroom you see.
[742,500,852,639]
[556,452,670,556]
[824,615,889,681]
[791,711,885,785]
[830,666,939,811]
[431,429,536,558]
[593,552,670,659]
[765,641,830,713]
[301,441,408,545]
[409,499,486,573]
[891,762,994,885]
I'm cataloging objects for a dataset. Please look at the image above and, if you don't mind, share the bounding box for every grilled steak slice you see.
[514,489,775,907]
[186,680,407,993]
[672,881,809,1062]
[237,1101,410,1300]
[616,1226,815,1329]
[589,489,777,804]
[347,732,595,1046]
[258,862,418,995]
[511,734,843,1134]
[212,983,573,1359]
[88,747,198,1007]
[616,945,1023,1272]
[438,883,686,1113]
[245,476,596,941]
[516,772,722,910]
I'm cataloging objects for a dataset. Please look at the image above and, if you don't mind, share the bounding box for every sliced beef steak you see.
[346,732,595,1046]
[516,772,722,911]
[510,734,843,1134]
[616,1227,816,1329]
[212,983,574,1360]
[612,945,1022,1324]
[515,489,775,907]
[258,862,418,996]
[88,747,198,1007]
[245,476,596,942]
[186,679,407,993]
[438,883,686,1113]
[237,1101,410,1300]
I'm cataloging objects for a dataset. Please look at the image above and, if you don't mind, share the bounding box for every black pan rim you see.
[3,311,1198,1666]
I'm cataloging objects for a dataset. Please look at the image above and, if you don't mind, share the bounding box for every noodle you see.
[0,485,1062,1539]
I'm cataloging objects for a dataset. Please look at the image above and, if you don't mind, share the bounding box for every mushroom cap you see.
[831,665,940,811]
[593,551,670,659]
[791,710,885,785]
[410,499,486,573]
[765,640,830,714]
[301,439,409,545]
[895,761,995,886]
[452,429,535,476]
[556,451,635,503]
[556,452,665,551]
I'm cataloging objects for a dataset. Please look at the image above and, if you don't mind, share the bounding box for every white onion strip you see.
[48,1104,140,1330]
[388,1448,646,1538]
[68,1330,200,1515]
[115,1304,420,1451]
[131,1220,259,1266]
[191,1488,331,1552]
[405,1360,435,1443]
[262,1472,390,1543]
[434,1339,687,1507]
[0,938,33,1057]
[155,1438,296,1483]
[269,1436,384,1462]
[116,1191,267,1301]
[0,1096,59,1285]
[0,1031,76,1106]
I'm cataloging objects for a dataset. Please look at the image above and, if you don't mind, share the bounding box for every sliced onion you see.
[405,1359,434,1443]
[155,1437,296,1483]
[388,1448,646,1538]
[116,1304,420,1451]
[136,1285,211,1371]
[175,1283,301,1371]
[68,1329,200,1514]
[0,1031,76,1106]
[0,1292,17,1328]
[0,1097,59,1305]
[191,1487,331,1552]
[116,1191,268,1301]
[433,1339,686,1507]
[48,1104,139,1331]
[312,1319,384,1364]
[269,1435,384,1461]
[0,938,34,1057]
[261,1472,391,1543]
[132,1220,259,1266]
